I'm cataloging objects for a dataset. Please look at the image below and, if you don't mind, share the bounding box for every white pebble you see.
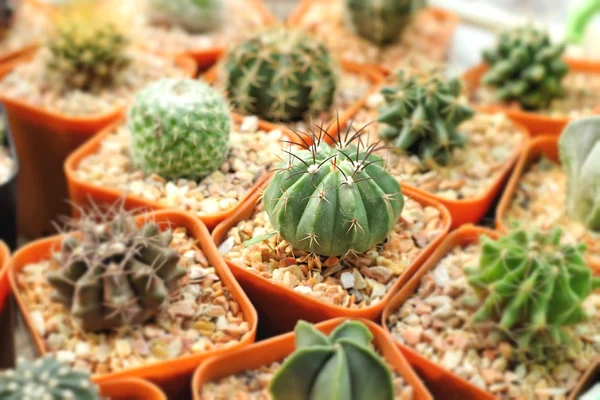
[189,266,207,280]
[294,286,312,294]
[56,350,76,363]
[441,350,464,370]
[340,271,355,289]
[74,342,90,357]
[217,237,235,254]
[30,311,45,336]
[115,339,132,357]
[240,116,259,133]
[433,265,449,287]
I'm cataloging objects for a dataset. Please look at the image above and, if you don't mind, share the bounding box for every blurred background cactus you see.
[147,0,224,33]
[0,0,16,39]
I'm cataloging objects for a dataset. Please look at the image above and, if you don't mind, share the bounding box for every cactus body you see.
[47,212,186,332]
[221,28,338,122]
[148,0,224,33]
[0,356,100,400]
[270,320,394,400]
[378,71,474,167]
[482,26,568,110]
[128,78,231,181]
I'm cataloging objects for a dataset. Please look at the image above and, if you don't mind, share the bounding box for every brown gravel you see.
[0,118,14,185]
[387,242,600,400]
[14,226,251,375]
[503,157,600,268]
[0,2,49,59]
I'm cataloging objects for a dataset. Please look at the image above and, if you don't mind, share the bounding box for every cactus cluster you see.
[466,227,600,353]
[47,210,186,332]
[270,320,394,400]
[221,27,338,122]
[264,123,404,257]
[0,356,100,400]
[344,0,425,45]
[0,0,16,39]
[377,71,474,167]
[128,78,231,181]
[147,0,224,33]
[46,3,130,91]
[482,25,569,110]
[559,116,600,232]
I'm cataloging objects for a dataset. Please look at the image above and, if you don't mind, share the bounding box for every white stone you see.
[366,93,385,109]
[352,269,367,289]
[30,311,45,336]
[240,116,259,133]
[441,350,464,370]
[217,237,235,254]
[294,286,312,294]
[340,272,355,289]
[74,342,91,357]
[115,339,132,357]
[56,350,76,363]
[433,265,450,287]
[189,266,208,280]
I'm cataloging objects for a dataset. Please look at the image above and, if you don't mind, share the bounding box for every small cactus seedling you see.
[263,122,404,257]
[482,25,569,110]
[466,227,600,353]
[128,78,231,181]
[344,0,425,45]
[47,209,186,332]
[0,356,100,400]
[0,0,16,39]
[148,0,224,33]
[378,71,474,167]
[559,116,600,232]
[221,27,338,122]
[269,320,394,400]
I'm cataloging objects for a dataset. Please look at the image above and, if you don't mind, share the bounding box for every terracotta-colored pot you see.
[0,240,14,370]
[568,357,600,400]
[192,318,432,400]
[97,378,167,400]
[8,210,258,398]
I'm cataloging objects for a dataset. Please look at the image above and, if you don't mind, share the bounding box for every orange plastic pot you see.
[192,317,432,400]
[212,181,451,335]
[0,240,14,369]
[568,357,600,400]
[0,52,197,239]
[463,59,600,137]
[8,209,258,398]
[97,378,166,400]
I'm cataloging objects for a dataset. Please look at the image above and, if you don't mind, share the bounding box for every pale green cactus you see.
[148,0,224,33]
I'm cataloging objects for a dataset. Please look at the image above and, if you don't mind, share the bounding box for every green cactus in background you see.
[221,27,338,122]
[0,0,16,39]
[0,356,100,399]
[344,0,425,45]
[147,0,224,33]
[128,78,231,180]
[263,123,404,257]
[559,116,600,232]
[47,210,186,332]
[270,320,394,400]
[377,71,474,167]
[482,25,569,110]
[466,227,600,352]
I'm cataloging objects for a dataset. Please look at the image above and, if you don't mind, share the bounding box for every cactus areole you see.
[263,127,404,257]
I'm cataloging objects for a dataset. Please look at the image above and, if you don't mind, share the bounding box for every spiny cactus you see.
[270,320,394,400]
[466,227,600,352]
[344,0,425,45]
[377,71,474,167]
[482,25,569,110]
[559,116,600,232]
[46,3,130,91]
[0,356,100,400]
[263,123,404,257]
[47,210,186,332]
[128,78,231,181]
[0,0,16,39]
[148,0,224,33]
[221,27,338,122]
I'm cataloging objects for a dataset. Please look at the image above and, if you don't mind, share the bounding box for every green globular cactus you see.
[344,0,425,45]
[559,116,600,232]
[263,126,403,257]
[147,0,224,33]
[377,71,474,167]
[47,211,186,332]
[269,320,394,400]
[482,25,569,110]
[0,356,100,400]
[466,227,600,352]
[221,28,338,122]
[128,78,231,181]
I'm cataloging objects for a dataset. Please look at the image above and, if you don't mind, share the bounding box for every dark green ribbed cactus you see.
[263,125,404,257]
[377,71,474,167]
[466,227,600,352]
[148,0,224,33]
[47,211,186,332]
[0,356,100,400]
[269,320,394,400]
[221,27,338,122]
[344,0,425,45]
[482,25,569,110]
[559,116,600,233]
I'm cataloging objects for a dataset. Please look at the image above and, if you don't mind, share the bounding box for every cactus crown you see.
[466,227,600,354]
[221,27,339,122]
[482,25,569,110]
[0,356,100,400]
[269,320,394,400]
[148,0,224,33]
[47,3,130,91]
[263,122,404,257]
[0,0,16,39]
[559,116,600,233]
[377,70,474,167]
[47,208,186,332]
